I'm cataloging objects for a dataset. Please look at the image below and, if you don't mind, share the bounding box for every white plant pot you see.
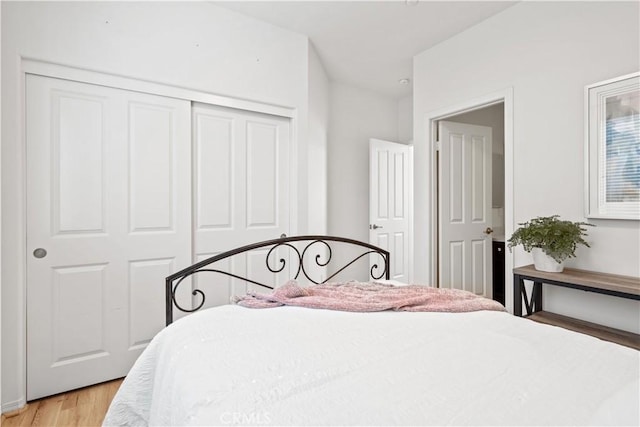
[532,248,565,272]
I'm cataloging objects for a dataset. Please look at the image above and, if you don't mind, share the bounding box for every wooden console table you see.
[513,265,640,350]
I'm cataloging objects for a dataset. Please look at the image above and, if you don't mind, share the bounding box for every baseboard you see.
[1,397,27,415]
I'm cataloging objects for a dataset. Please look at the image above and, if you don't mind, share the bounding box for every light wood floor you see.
[1,379,123,427]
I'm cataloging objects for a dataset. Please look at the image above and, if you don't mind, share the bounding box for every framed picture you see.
[585,72,640,220]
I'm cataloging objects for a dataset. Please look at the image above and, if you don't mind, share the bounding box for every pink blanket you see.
[234,281,506,313]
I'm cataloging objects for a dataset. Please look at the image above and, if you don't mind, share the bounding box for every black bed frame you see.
[165,235,390,325]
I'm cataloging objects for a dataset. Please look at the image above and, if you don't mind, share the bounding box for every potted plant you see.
[507,215,594,272]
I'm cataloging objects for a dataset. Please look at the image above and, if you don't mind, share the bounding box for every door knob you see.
[280,233,287,238]
[33,248,47,259]
[370,224,383,230]
[484,227,494,235]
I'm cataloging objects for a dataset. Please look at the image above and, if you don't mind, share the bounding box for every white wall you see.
[327,82,399,278]
[308,45,329,235]
[398,95,413,144]
[414,1,640,331]
[2,1,314,410]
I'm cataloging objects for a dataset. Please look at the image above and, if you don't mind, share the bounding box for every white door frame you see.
[426,88,514,312]
[3,59,299,412]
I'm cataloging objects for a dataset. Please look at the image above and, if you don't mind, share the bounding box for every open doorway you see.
[425,88,514,312]
[434,102,506,304]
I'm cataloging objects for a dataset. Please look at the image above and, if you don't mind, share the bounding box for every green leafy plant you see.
[507,215,594,263]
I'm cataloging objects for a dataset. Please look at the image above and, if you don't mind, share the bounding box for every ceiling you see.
[214,1,517,99]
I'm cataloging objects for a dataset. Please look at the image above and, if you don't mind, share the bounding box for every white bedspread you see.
[104,305,639,426]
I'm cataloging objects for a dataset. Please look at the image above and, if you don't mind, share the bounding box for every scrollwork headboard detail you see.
[165,235,390,325]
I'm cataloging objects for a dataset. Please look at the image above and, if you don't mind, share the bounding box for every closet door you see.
[192,103,291,307]
[26,75,191,400]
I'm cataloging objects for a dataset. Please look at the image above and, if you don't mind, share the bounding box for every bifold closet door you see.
[192,103,291,308]
[26,75,192,400]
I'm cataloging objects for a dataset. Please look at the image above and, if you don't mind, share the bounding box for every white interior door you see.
[26,75,191,400]
[369,139,410,283]
[438,121,492,296]
[192,103,291,307]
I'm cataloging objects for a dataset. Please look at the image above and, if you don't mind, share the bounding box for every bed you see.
[104,235,640,426]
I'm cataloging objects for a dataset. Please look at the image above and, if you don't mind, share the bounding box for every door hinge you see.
[435,140,441,151]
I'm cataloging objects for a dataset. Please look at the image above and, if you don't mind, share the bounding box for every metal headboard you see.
[165,235,390,325]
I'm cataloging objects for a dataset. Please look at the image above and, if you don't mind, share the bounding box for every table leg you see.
[532,281,543,313]
[514,274,523,316]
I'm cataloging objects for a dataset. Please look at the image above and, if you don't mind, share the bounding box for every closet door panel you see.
[192,103,291,304]
[195,113,234,230]
[246,120,278,227]
[128,257,175,350]
[26,75,191,400]
[128,102,176,232]
[54,93,106,234]
[122,90,192,358]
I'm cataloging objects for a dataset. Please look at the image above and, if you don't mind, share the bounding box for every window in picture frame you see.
[585,72,640,220]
